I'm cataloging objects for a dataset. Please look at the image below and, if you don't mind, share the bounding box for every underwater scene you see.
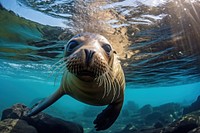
[0,0,200,133]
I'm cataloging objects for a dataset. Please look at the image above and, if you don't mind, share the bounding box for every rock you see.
[143,103,183,125]
[117,126,162,133]
[1,103,83,133]
[124,101,139,113]
[153,103,182,123]
[121,101,139,118]
[154,121,164,129]
[153,103,182,115]
[121,109,130,117]
[116,123,137,133]
[0,119,37,133]
[139,127,162,133]
[25,113,83,133]
[1,104,28,120]
[116,109,200,133]
[145,112,162,123]
[183,96,200,115]
[139,104,153,116]
[188,127,200,133]
[162,110,200,133]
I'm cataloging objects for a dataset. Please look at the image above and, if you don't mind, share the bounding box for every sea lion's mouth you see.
[67,64,107,81]
[76,69,96,81]
[77,70,96,77]
[66,53,108,81]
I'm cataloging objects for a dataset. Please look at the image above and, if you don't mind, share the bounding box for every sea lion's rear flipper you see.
[93,98,123,131]
[25,88,63,117]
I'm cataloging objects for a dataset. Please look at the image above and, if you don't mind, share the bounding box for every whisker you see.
[105,72,111,97]
[104,74,109,99]
[98,75,103,87]
[101,77,106,99]
[102,74,107,96]
[49,61,66,79]
[108,72,114,95]
[103,74,109,99]
[106,71,116,103]
[114,78,120,100]
[62,70,69,93]
[48,57,67,78]
[112,78,117,103]
[50,57,67,70]
[95,76,100,87]
[100,76,104,87]
[54,65,66,86]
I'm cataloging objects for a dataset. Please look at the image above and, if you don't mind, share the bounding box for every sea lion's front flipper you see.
[93,97,124,131]
[26,87,64,117]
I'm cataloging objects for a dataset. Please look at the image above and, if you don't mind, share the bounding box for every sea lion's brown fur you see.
[26,33,125,131]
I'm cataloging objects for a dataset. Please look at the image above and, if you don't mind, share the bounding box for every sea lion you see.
[26,33,125,131]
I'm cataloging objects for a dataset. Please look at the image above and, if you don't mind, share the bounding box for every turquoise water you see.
[1,0,200,132]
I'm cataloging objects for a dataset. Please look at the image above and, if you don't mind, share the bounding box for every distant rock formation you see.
[116,101,200,133]
[183,96,200,115]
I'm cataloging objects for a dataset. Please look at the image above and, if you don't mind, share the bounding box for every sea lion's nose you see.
[84,49,95,65]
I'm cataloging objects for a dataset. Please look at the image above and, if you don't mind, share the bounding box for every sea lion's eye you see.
[67,41,79,51]
[102,44,112,53]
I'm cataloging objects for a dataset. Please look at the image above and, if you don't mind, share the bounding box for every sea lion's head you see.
[64,33,116,82]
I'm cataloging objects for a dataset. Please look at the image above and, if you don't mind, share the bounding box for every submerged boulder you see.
[116,102,200,133]
[153,103,182,115]
[117,123,138,133]
[145,111,162,123]
[162,110,200,133]
[188,127,200,133]
[139,104,153,116]
[0,119,37,133]
[1,103,83,133]
[117,109,200,133]
[124,101,139,113]
[1,104,27,120]
[183,96,200,115]
[154,121,164,129]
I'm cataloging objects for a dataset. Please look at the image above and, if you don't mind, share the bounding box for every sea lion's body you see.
[62,57,124,106]
[27,33,125,131]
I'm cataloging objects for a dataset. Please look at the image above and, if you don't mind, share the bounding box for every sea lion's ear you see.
[113,50,117,54]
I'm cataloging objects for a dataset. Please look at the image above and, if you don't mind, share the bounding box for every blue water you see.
[1,0,200,132]
[1,76,200,113]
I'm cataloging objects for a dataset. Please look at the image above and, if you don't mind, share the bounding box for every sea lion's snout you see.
[84,49,95,66]
[66,48,107,81]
